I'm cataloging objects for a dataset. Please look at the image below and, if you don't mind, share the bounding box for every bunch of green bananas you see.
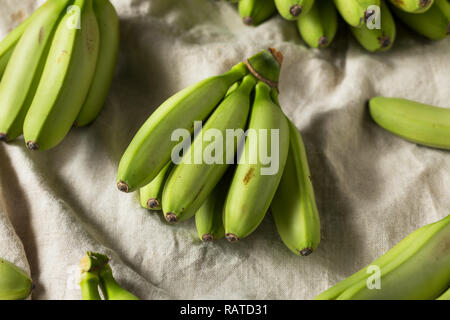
[0,258,32,300]
[117,49,321,256]
[0,0,119,150]
[79,252,139,300]
[315,214,450,300]
[226,0,449,51]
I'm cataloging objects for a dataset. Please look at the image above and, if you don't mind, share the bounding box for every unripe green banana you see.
[388,0,434,13]
[271,119,320,256]
[162,75,257,223]
[139,162,172,210]
[117,62,248,193]
[369,97,450,150]
[336,215,450,300]
[274,0,315,20]
[239,0,277,26]
[99,264,139,300]
[0,5,38,79]
[23,0,100,151]
[0,258,32,300]
[223,82,289,242]
[391,0,449,40]
[437,287,450,300]
[350,0,396,52]
[75,0,120,127]
[297,0,338,48]
[316,215,450,300]
[195,175,229,241]
[333,0,381,27]
[79,252,109,300]
[0,0,71,142]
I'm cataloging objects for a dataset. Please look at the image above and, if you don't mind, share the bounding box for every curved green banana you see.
[369,96,450,150]
[139,162,172,210]
[0,0,71,142]
[23,0,100,151]
[195,176,228,241]
[336,215,450,300]
[271,120,320,256]
[274,0,315,20]
[224,82,289,242]
[80,271,102,300]
[333,0,381,27]
[350,0,396,52]
[99,264,139,300]
[75,0,120,127]
[389,0,434,13]
[162,75,257,223]
[0,5,38,79]
[437,287,450,300]
[117,62,248,193]
[297,0,338,48]
[0,258,32,300]
[316,215,449,300]
[239,0,277,26]
[391,0,449,40]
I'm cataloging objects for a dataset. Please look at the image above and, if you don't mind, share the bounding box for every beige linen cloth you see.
[0,0,449,300]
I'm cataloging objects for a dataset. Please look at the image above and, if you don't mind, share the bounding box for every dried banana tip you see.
[243,16,253,26]
[147,198,160,209]
[117,181,129,193]
[226,233,239,242]
[26,141,39,151]
[202,234,214,242]
[165,213,178,223]
[289,5,302,17]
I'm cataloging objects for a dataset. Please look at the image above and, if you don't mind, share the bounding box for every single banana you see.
[0,258,32,300]
[316,215,450,300]
[79,252,109,300]
[239,0,277,26]
[271,119,320,256]
[297,0,338,48]
[195,174,229,241]
[99,264,139,300]
[162,75,257,223]
[369,96,450,150]
[139,162,172,210]
[333,0,381,27]
[391,0,449,40]
[117,62,248,193]
[224,82,289,242]
[23,0,100,151]
[75,0,120,127]
[0,4,38,79]
[437,287,450,300]
[350,0,396,52]
[274,0,315,20]
[388,0,434,13]
[0,0,71,142]
[336,214,450,300]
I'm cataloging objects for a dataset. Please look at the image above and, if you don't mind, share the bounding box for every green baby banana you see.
[195,176,228,241]
[117,62,248,193]
[79,252,109,300]
[0,5,38,79]
[99,264,139,300]
[437,287,450,300]
[333,0,381,27]
[162,75,257,223]
[369,97,450,150]
[75,0,120,127]
[0,258,32,300]
[239,0,277,26]
[224,82,289,242]
[274,0,315,20]
[391,0,449,40]
[297,0,338,48]
[23,0,100,151]
[388,0,434,13]
[350,0,396,52]
[0,0,71,142]
[316,215,450,300]
[271,119,320,256]
[139,162,172,210]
